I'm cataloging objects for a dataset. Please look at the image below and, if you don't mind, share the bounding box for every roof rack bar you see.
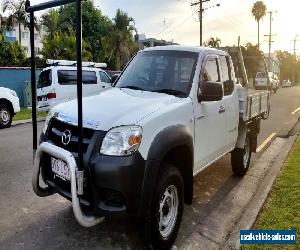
[25,0,76,13]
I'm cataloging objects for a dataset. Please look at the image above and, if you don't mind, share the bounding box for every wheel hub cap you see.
[158,185,179,238]
[0,109,10,124]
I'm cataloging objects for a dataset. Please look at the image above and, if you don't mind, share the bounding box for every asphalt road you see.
[0,86,300,249]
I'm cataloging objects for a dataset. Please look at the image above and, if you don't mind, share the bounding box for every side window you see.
[220,56,234,96]
[57,70,97,85]
[202,57,220,82]
[99,71,111,83]
[82,71,97,85]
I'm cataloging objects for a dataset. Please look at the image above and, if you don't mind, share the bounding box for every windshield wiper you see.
[153,89,186,97]
[120,85,145,91]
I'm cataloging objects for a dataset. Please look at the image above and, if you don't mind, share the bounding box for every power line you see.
[191,0,217,46]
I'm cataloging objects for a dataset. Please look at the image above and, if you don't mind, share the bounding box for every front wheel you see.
[231,134,252,177]
[0,104,13,129]
[144,165,184,249]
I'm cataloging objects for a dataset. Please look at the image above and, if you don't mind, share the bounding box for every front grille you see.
[46,118,94,156]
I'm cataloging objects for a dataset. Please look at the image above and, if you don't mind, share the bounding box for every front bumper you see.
[38,130,146,219]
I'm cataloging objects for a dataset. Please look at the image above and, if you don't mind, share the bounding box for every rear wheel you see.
[143,165,184,249]
[231,134,251,177]
[0,104,12,128]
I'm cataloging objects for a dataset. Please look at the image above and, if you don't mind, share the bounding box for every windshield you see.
[115,50,199,97]
[256,72,267,78]
[38,70,52,88]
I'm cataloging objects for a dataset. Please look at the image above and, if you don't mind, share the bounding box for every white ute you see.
[0,87,20,128]
[33,46,270,249]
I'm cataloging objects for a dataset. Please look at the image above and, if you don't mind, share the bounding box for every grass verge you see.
[243,138,300,249]
[13,108,47,122]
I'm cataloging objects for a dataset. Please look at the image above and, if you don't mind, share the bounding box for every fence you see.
[0,67,41,107]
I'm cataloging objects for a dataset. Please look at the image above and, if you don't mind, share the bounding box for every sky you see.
[13,0,300,54]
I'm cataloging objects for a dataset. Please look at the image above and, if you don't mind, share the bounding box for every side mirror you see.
[198,81,223,102]
[110,74,120,86]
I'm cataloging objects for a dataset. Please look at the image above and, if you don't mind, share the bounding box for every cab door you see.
[193,55,227,173]
[219,55,239,151]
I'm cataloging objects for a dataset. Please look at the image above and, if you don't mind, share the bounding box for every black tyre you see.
[231,134,251,177]
[0,104,12,128]
[144,165,184,250]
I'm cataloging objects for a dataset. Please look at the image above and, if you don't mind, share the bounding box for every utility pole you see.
[191,0,210,46]
[292,35,298,85]
[267,11,273,72]
[264,11,276,89]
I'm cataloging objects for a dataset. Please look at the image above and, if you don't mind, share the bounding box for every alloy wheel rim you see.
[158,184,179,239]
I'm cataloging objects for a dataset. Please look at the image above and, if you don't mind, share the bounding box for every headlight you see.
[42,111,55,134]
[10,90,17,97]
[100,126,142,156]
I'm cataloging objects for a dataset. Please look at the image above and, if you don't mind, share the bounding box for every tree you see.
[241,42,265,78]
[276,50,298,83]
[41,32,91,61]
[0,36,26,66]
[101,9,137,70]
[204,37,221,48]
[251,1,266,51]
[3,0,27,44]
[41,10,61,38]
[57,0,112,62]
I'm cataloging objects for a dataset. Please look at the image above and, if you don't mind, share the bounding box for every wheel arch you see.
[139,125,194,216]
[0,98,14,114]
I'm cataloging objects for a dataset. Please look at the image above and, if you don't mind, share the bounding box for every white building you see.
[4,22,45,57]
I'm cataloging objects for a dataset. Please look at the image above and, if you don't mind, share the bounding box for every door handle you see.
[219,106,225,114]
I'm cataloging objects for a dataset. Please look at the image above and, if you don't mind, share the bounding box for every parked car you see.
[282,79,292,88]
[37,60,112,111]
[254,72,279,93]
[33,46,270,249]
[0,87,20,128]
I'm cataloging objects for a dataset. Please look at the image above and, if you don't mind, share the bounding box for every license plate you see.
[51,157,70,181]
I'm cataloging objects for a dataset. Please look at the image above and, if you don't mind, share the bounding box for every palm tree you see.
[41,9,73,38]
[102,9,137,70]
[251,1,267,51]
[204,37,221,48]
[3,0,28,44]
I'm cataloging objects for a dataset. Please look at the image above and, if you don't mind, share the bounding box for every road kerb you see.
[222,135,297,249]
[291,106,300,115]
[12,117,45,126]
[256,132,277,157]
[177,136,295,249]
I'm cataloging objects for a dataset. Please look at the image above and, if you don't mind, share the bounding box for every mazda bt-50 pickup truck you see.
[33,46,270,249]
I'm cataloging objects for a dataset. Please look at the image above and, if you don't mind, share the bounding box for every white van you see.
[37,60,112,111]
[254,72,279,93]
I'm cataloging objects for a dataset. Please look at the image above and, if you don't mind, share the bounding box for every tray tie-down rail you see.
[32,142,104,227]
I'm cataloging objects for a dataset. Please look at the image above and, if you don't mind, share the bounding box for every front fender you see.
[138,125,194,216]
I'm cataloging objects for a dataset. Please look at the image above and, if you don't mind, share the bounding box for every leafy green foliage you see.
[204,37,221,48]
[0,34,26,66]
[251,1,267,22]
[241,43,265,78]
[276,50,300,83]
[41,32,91,61]
[101,9,137,70]
[243,139,300,250]
[57,0,112,62]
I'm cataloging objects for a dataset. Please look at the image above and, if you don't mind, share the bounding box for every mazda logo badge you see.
[61,130,72,145]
